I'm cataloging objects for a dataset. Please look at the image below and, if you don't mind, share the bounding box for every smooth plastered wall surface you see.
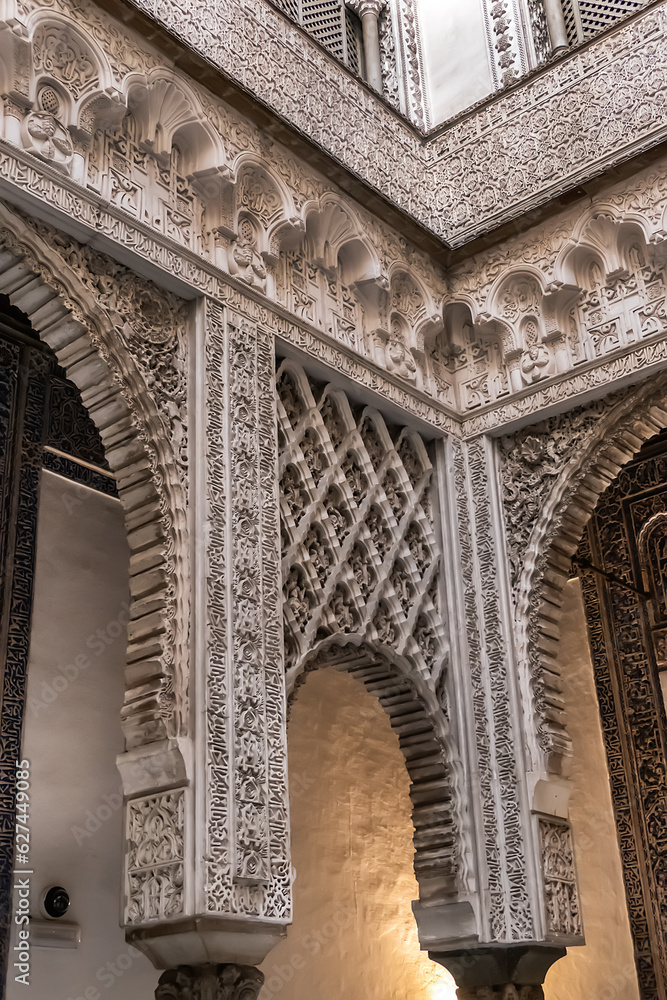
[259,667,456,1000]
[417,0,494,125]
[543,578,640,1000]
[7,470,155,1000]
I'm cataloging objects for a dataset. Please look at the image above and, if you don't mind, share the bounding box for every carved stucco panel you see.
[203,299,290,920]
[454,435,534,941]
[78,0,667,247]
[125,790,186,925]
[498,376,667,774]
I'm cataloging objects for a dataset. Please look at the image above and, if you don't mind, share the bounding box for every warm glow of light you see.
[428,977,458,1000]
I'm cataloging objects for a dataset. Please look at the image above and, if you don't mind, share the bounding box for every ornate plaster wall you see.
[259,668,455,1000]
[543,578,639,1000]
[418,0,494,124]
[6,471,155,1000]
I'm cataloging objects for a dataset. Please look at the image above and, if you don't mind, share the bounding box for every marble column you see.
[543,0,569,55]
[346,0,385,92]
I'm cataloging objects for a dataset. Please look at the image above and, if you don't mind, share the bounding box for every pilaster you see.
[122,296,290,970]
[425,434,577,991]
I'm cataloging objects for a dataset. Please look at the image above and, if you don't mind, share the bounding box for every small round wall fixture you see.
[42,886,70,919]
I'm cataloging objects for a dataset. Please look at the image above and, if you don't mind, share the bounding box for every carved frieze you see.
[106,0,667,246]
[1,0,667,429]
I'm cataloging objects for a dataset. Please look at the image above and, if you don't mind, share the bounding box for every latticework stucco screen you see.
[277,359,462,901]
[561,0,650,44]
[277,361,447,695]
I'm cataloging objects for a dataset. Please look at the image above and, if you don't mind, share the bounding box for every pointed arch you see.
[0,203,189,751]
[277,357,470,910]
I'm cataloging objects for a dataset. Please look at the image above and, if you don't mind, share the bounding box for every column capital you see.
[345,0,386,18]
[155,964,264,1000]
[457,988,544,1000]
[431,944,566,996]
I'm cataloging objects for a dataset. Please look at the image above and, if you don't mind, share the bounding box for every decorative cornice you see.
[110,0,667,247]
[3,140,667,442]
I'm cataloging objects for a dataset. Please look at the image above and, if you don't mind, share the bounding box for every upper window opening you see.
[274,0,365,77]
[560,0,651,45]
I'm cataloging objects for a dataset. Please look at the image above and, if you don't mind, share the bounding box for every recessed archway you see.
[277,358,468,909]
[0,208,188,984]
[260,665,456,1000]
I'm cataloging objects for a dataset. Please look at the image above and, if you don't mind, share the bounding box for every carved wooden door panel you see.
[0,296,115,991]
[579,433,667,1000]
[0,298,50,990]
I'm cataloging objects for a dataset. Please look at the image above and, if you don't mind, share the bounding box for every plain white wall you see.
[7,470,156,1000]
[417,0,494,124]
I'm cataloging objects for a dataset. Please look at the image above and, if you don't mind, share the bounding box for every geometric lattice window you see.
[277,361,448,699]
[277,361,464,901]
[560,0,650,45]
[272,0,364,75]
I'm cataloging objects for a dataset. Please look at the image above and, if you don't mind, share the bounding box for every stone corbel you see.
[420,311,444,349]
[504,347,524,393]
[541,330,569,374]
[648,231,667,265]
[353,272,389,330]
[266,216,305,264]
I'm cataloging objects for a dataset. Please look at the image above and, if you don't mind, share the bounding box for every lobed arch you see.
[486,265,549,319]
[0,203,189,751]
[556,210,663,286]
[125,73,225,171]
[302,195,379,280]
[28,10,115,96]
[277,357,471,909]
[233,155,298,248]
[24,11,127,140]
[511,375,667,776]
[288,635,463,906]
